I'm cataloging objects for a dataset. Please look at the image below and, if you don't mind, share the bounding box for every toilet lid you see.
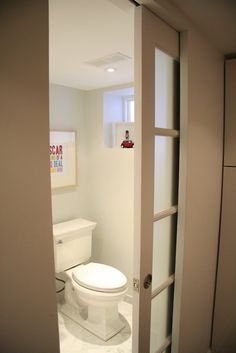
[72,263,127,293]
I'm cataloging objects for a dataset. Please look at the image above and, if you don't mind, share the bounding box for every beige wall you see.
[173,29,224,353]
[224,59,236,166]
[212,168,236,353]
[212,59,236,353]
[0,1,59,352]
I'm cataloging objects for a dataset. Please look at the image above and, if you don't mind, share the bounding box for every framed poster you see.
[50,131,77,189]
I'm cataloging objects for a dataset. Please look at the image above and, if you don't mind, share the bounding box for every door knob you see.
[143,274,152,289]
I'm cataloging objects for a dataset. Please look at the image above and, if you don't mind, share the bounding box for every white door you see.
[133,5,180,353]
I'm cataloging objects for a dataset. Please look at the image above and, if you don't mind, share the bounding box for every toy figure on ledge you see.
[120,130,134,148]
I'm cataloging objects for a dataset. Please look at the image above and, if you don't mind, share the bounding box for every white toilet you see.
[53,218,128,341]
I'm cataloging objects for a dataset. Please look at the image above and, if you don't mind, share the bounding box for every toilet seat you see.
[72,262,127,293]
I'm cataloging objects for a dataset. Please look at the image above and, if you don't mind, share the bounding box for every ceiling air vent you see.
[85,52,131,68]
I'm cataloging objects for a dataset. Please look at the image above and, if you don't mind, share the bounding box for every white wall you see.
[50,84,89,223]
[50,84,134,296]
[103,91,123,147]
[85,88,134,296]
[0,1,59,352]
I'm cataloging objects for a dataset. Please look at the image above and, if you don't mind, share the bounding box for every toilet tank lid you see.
[53,218,96,238]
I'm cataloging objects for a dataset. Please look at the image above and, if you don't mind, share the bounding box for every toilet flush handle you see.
[56,239,63,245]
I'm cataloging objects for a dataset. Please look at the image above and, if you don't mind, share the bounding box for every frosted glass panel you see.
[150,286,174,353]
[152,215,177,290]
[155,48,180,129]
[154,136,179,213]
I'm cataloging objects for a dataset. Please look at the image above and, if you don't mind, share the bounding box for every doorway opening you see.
[49,2,180,353]
[49,0,135,352]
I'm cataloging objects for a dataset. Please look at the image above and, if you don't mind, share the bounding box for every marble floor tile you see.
[58,301,132,353]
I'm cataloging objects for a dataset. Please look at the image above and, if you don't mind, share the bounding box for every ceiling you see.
[49,0,236,91]
[49,0,134,90]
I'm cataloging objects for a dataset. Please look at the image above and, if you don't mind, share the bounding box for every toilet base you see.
[60,302,125,341]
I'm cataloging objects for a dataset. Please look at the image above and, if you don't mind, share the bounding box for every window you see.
[123,96,135,122]
[103,88,134,147]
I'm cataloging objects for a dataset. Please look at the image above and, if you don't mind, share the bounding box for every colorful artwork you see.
[50,144,63,173]
[50,131,77,189]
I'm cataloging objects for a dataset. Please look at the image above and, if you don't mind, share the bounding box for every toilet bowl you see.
[61,262,127,340]
[53,218,128,341]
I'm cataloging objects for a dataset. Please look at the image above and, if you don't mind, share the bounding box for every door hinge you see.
[133,278,140,292]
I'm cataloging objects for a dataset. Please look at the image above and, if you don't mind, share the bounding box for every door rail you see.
[154,335,172,353]
[154,127,179,138]
[152,274,175,299]
[153,205,178,222]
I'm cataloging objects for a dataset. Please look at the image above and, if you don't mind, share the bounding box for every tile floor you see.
[58,301,132,353]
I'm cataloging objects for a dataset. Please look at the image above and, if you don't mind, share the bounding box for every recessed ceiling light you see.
[105,67,116,73]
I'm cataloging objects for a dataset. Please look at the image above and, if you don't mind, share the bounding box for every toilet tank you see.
[53,218,96,273]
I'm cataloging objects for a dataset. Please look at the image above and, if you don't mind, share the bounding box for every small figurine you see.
[121,130,134,148]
